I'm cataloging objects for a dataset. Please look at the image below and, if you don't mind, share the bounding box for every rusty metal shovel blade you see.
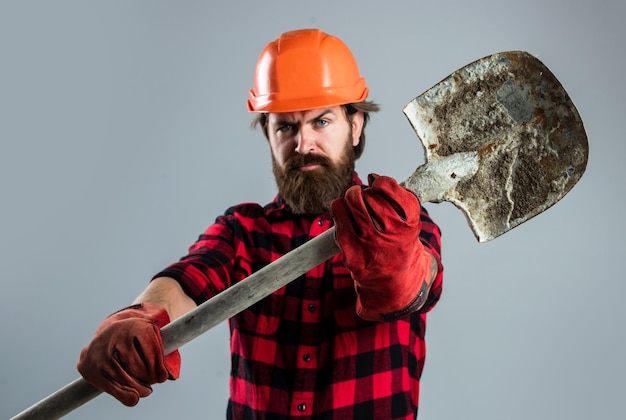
[402,51,588,242]
[10,51,589,420]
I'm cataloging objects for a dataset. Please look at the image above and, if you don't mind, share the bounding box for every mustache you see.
[285,154,331,171]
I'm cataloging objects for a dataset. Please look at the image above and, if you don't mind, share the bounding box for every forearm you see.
[133,276,196,321]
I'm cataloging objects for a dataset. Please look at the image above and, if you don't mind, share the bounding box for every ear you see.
[350,111,364,147]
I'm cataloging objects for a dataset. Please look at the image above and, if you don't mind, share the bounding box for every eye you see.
[277,124,294,133]
[316,119,329,127]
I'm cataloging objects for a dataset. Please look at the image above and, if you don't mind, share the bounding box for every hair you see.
[250,101,380,159]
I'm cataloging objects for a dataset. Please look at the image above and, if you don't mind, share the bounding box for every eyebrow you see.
[306,109,334,124]
[272,109,334,127]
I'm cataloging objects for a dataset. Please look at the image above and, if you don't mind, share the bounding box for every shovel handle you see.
[11,229,340,420]
[10,378,102,420]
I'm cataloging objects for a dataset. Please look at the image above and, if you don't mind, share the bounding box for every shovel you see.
[11,51,588,420]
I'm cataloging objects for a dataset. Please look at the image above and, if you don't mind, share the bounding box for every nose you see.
[294,126,316,155]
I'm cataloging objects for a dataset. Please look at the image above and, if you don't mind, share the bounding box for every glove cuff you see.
[355,248,437,322]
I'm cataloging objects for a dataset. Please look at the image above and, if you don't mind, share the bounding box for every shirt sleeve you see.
[153,213,237,306]
[416,206,444,314]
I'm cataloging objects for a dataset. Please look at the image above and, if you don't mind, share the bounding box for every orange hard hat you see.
[247,29,369,113]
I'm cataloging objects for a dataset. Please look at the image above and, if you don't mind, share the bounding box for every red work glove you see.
[76,302,181,406]
[331,174,435,322]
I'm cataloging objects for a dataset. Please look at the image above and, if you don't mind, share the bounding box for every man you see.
[77,28,444,419]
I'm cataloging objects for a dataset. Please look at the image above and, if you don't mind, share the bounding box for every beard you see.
[272,139,356,215]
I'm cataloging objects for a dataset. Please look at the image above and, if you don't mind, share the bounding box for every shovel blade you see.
[403,51,588,242]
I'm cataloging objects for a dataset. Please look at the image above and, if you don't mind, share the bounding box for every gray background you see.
[2,1,624,419]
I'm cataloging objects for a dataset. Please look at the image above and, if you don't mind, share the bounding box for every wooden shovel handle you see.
[11,229,340,420]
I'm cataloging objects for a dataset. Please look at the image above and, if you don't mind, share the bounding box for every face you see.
[267,106,364,215]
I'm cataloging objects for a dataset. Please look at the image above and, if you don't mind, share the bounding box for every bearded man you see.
[77,28,444,420]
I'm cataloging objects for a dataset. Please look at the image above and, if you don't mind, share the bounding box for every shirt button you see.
[303,353,311,362]
[317,219,324,226]
[297,403,307,412]
[308,304,316,312]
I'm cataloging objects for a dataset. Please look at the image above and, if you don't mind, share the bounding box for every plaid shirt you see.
[155,174,443,419]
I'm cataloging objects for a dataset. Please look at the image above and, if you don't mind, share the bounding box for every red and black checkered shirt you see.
[155,175,443,419]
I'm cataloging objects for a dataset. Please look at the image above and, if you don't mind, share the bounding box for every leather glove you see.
[331,174,434,321]
[77,302,181,406]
